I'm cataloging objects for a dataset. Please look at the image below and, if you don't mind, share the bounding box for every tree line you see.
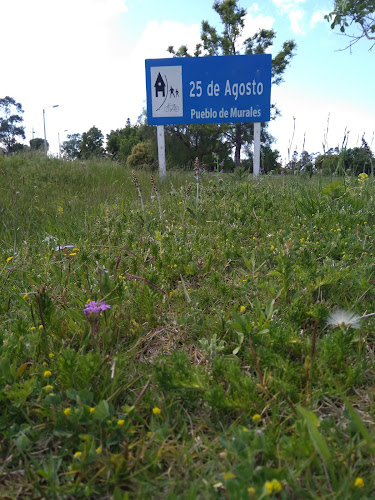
[1,96,373,175]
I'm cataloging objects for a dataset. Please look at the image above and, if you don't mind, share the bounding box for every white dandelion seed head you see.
[326,310,361,330]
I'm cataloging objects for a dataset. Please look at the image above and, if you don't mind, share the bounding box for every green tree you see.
[315,152,339,175]
[127,140,157,170]
[30,138,46,151]
[107,120,140,162]
[61,133,82,160]
[80,126,105,159]
[261,145,281,173]
[341,146,373,175]
[168,0,296,166]
[325,1,375,50]
[164,123,231,167]
[0,96,26,154]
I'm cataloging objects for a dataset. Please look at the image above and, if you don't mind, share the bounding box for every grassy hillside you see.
[0,154,374,499]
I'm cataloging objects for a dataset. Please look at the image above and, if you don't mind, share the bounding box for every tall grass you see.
[0,154,374,499]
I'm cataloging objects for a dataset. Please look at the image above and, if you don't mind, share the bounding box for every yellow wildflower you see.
[117,419,125,426]
[73,451,82,459]
[358,173,368,183]
[264,479,282,494]
[6,256,13,262]
[43,370,52,377]
[49,353,55,358]
[252,414,262,423]
[354,477,364,488]
[152,407,161,415]
[63,408,71,416]
[96,446,102,454]
[271,479,282,492]
[222,472,236,480]
[240,305,246,313]
[89,407,95,413]
[247,487,256,497]
[44,385,53,392]
[39,325,44,330]
[264,481,273,494]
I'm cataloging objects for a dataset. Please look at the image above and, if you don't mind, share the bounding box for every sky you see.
[1,0,374,165]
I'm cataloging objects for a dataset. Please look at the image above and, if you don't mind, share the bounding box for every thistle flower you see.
[362,136,372,158]
[132,170,141,191]
[194,157,200,179]
[150,174,158,195]
[83,300,111,319]
[326,310,361,330]
[132,170,145,217]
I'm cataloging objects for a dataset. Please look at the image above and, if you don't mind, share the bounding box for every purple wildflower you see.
[84,300,111,318]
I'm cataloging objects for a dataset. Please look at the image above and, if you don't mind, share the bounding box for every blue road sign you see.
[145,54,271,125]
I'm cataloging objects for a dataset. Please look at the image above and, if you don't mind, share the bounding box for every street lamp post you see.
[43,105,59,155]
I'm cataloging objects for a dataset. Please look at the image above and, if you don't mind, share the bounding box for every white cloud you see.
[238,9,275,50]
[272,0,305,9]
[249,3,259,13]
[289,9,305,35]
[310,10,329,29]
[271,0,306,34]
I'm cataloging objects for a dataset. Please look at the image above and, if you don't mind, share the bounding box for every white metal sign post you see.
[145,55,271,178]
[157,125,166,180]
[253,122,261,177]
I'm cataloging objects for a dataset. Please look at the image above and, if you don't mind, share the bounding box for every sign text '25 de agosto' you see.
[145,54,271,126]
